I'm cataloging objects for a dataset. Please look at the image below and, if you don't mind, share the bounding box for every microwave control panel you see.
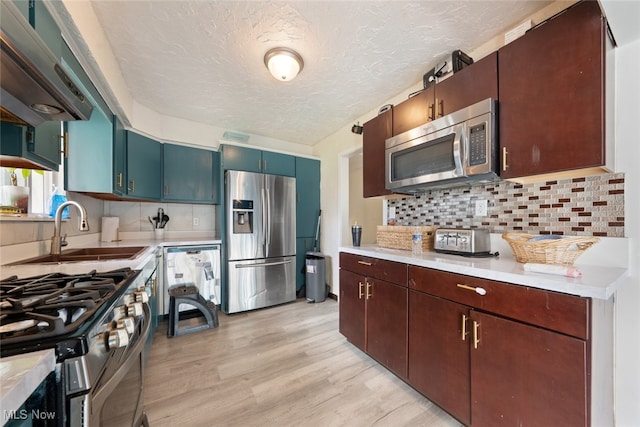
[468,123,487,166]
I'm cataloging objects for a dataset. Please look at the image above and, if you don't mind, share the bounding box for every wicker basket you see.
[377,226,435,251]
[502,232,599,265]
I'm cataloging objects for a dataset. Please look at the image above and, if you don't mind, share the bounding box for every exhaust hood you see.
[0,1,93,127]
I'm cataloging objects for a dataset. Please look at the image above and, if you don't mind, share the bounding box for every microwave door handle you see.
[453,124,466,176]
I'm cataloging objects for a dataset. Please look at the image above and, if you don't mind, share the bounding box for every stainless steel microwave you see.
[385,98,498,193]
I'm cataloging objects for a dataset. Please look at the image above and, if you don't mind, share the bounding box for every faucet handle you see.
[61,234,68,247]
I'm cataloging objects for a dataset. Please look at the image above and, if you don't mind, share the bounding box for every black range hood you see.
[0,1,93,127]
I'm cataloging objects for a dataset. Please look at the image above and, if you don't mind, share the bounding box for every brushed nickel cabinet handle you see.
[366,282,373,300]
[502,147,509,171]
[358,282,364,299]
[357,261,372,266]
[59,133,69,158]
[117,172,123,188]
[457,284,487,296]
[164,184,169,195]
[129,180,135,192]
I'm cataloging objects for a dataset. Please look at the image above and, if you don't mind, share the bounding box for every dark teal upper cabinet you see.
[31,0,61,59]
[220,144,295,176]
[295,157,321,237]
[0,122,60,171]
[126,131,161,200]
[163,143,219,203]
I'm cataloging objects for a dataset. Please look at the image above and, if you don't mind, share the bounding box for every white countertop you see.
[0,349,55,425]
[339,245,628,300]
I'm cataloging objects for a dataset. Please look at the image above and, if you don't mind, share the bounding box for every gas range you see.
[0,267,150,426]
[0,268,140,358]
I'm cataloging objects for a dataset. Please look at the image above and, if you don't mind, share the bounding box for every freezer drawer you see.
[227,256,296,313]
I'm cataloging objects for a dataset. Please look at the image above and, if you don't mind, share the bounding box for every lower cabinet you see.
[340,252,594,426]
[339,253,408,378]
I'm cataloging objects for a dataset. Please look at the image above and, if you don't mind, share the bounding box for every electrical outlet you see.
[193,217,200,226]
[475,200,488,216]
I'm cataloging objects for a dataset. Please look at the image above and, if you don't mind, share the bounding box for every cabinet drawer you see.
[408,266,589,340]
[340,252,407,286]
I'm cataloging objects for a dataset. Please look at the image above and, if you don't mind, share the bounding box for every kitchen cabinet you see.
[163,143,220,203]
[31,0,61,60]
[126,131,162,200]
[113,116,127,195]
[392,52,498,136]
[498,1,608,179]
[339,253,408,378]
[362,109,393,198]
[408,265,589,426]
[220,144,295,176]
[62,40,118,193]
[295,156,320,291]
[0,121,61,171]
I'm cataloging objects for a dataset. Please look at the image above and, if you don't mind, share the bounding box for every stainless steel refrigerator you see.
[225,170,296,313]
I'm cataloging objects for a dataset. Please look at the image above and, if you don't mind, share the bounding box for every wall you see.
[348,154,381,245]
[611,37,640,427]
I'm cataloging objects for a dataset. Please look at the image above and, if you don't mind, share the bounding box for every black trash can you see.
[305,252,326,303]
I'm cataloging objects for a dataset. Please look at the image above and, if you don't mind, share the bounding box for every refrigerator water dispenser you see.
[232,199,253,234]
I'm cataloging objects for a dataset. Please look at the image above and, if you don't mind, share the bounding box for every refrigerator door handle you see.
[261,187,267,252]
[265,187,272,248]
[235,259,294,268]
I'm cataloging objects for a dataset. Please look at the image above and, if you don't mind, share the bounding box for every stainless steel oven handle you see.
[90,302,151,422]
[235,259,293,268]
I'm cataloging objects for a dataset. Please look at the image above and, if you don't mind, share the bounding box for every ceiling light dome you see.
[264,47,304,82]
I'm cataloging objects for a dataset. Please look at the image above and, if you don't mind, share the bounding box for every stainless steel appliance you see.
[434,228,492,256]
[0,268,150,426]
[385,98,498,193]
[163,244,221,315]
[0,1,93,127]
[225,170,296,313]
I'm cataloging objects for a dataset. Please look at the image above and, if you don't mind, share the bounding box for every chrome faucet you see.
[51,201,90,255]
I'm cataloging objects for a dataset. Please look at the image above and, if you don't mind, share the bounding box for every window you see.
[0,166,62,216]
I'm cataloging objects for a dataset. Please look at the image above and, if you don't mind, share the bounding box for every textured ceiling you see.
[88,1,552,146]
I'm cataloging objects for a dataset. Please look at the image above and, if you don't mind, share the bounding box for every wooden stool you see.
[167,284,218,337]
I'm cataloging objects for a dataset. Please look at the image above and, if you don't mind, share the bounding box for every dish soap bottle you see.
[412,226,423,255]
[48,185,69,219]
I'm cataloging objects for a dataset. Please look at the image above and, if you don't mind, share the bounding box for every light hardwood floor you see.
[144,299,462,427]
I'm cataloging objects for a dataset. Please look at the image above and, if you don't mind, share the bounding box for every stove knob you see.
[128,302,144,317]
[117,317,135,335]
[107,328,129,350]
[134,290,149,304]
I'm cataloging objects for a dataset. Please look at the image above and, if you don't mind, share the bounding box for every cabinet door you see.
[126,132,161,200]
[434,52,498,118]
[366,278,408,378]
[262,151,295,176]
[470,310,588,427]
[31,0,61,58]
[362,109,392,198]
[498,1,605,179]
[163,144,214,202]
[113,116,127,195]
[295,157,320,237]
[339,269,366,351]
[408,291,470,425]
[392,88,433,135]
[28,122,61,170]
[220,145,262,173]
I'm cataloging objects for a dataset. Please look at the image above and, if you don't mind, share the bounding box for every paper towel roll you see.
[101,217,120,242]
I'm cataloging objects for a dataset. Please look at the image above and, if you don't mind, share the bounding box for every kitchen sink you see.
[14,246,148,264]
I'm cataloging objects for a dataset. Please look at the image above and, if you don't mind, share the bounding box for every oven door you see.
[68,304,150,427]
[385,122,465,191]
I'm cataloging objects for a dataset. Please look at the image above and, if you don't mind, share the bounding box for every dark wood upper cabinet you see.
[391,89,433,136]
[362,109,393,198]
[498,0,607,179]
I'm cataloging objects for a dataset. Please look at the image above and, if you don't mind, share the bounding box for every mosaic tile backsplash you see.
[387,173,625,237]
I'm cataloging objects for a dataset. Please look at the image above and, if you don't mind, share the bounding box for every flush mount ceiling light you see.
[264,47,304,82]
